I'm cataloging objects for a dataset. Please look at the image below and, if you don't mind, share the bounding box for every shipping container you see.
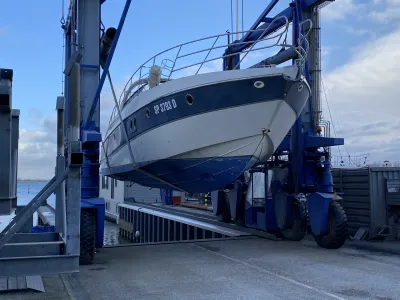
[332,167,400,236]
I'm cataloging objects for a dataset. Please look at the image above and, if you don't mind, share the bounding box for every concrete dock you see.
[3,236,399,300]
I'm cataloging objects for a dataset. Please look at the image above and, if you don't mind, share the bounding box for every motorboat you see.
[100,17,311,193]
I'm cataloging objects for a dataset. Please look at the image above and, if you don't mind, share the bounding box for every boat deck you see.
[3,236,400,300]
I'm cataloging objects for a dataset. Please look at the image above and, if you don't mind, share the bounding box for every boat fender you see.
[148,65,162,88]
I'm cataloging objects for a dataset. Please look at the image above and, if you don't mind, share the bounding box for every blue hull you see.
[101,155,256,192]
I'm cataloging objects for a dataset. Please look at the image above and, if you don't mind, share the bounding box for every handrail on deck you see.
[105,16,313,136]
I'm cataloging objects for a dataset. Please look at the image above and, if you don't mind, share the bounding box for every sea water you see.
[0,181,51,232]
[0,181,123,245]
[18,181,56,208]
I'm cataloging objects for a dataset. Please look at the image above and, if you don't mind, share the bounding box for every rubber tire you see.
[216,191,232,223]
[233,183,248,227]
[313,201,348,249]
[278,200,308,241]
[79,209,97,265]
[234,218,245,227]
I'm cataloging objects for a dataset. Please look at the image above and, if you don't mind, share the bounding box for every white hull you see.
[100,22,312,191]
[100,64,310,192]
[104,99,296,169]
[106,66,300,135]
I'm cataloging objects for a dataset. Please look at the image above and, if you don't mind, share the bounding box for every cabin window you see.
[129,117,137,132]
[186,94,194,105]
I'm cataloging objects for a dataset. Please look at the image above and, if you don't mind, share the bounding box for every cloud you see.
[16,77,129,180]
[320,0,363,21]
[369,0,400,23]
[18,115,57,180]
[345,27,370,36]
[370,8,400,22]
[321,45,338,71]
[322,27,400,165]
[100,85,123,135]
[373,0,400,5]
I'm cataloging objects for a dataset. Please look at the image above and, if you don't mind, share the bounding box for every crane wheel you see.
[277,200,308,241]
[79,209,97,265]
[313,201,348,249]
[216,191,232,223]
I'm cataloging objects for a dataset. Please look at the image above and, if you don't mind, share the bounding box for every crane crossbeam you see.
[233,0,333,53]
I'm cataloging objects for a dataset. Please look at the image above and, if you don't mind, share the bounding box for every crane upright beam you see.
[216,0,348,249]
[62,0,132,265]
[224,0,342,185]
[0,0,133,276]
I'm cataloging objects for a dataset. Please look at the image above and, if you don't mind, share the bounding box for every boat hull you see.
[101,67,310,192]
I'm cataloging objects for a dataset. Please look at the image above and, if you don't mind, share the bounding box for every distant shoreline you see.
[18,180,49,182]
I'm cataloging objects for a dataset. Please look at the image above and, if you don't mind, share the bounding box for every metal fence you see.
[332,167,400,236]
[117,203,248,243]
[332,168,370,235]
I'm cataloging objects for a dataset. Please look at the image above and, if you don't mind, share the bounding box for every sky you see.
[0,0,399,179]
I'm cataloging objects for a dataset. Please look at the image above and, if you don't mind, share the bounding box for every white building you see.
[99,176,163,222]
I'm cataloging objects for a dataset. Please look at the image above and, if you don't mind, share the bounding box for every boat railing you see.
[107,15,312,126]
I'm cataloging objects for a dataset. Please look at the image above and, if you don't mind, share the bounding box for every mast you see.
[236,0,240,40]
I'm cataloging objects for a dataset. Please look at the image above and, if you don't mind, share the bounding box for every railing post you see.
[168,45,182,79]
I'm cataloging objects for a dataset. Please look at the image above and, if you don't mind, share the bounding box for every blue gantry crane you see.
[213,0,348,249]
[0,0,347,277]
[0,0,133,275]
[61,0,132,264]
